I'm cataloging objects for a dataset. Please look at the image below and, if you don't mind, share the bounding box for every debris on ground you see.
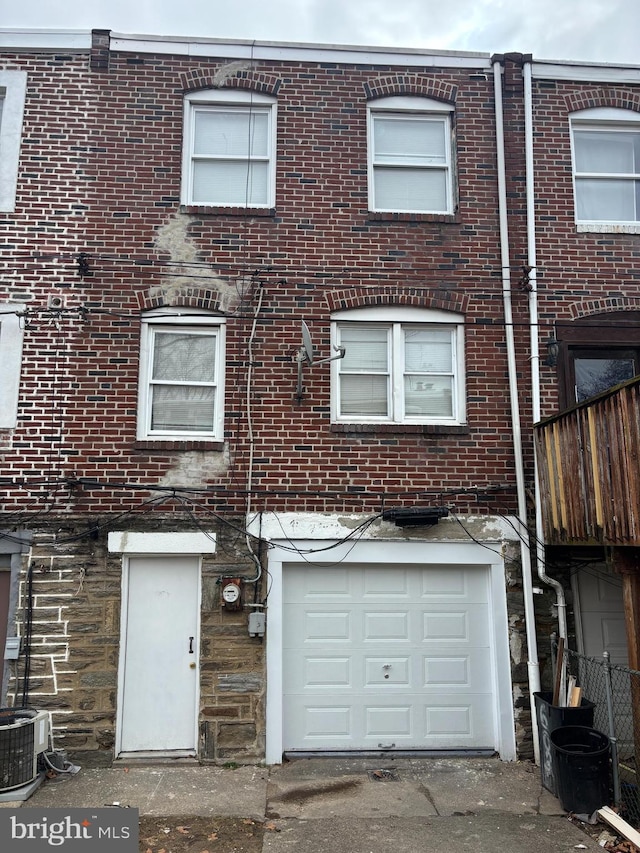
[139,815,264,853]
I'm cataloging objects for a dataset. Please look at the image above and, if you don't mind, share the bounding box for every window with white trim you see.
[137,310,226,441]
[181,89,277,208]
[367,97,454,214]
[331,306,465,425]
[0,70,27,213]
[0,305,25,429]
[571,108,640,229]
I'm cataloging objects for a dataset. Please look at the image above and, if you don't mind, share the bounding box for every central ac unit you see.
[0,708,50,793]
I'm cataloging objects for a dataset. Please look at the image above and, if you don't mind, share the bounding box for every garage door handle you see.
[378,743,395,749]
[188,637,194,654]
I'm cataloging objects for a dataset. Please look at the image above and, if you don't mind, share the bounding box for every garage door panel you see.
[283,693,495,749]
[283,563,496,751]
[423,649,491,690]
[362,568,410,597]
[424,694,495,741]
[365,705,411,737]
[365,656,410,686]
[303,610,352,641]
[286,566,352,600]
[363,610,410,641]
[423,604,490,644]
[301,706,352,739]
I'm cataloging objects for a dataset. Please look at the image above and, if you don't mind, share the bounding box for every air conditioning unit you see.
[0,708,50,793]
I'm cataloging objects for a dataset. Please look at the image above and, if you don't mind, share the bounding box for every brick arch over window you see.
[364,75,457,104]
[325,287,468,314]
[564,89,640,114]
[181,67,282,96]
[136,286,222,313]
[568,296,640,320]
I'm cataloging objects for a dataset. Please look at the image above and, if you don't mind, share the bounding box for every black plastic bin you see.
[534,691,595,796]
[550,726,611,815]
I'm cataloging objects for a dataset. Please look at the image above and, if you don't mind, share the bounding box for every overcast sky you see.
[1,0,639,65]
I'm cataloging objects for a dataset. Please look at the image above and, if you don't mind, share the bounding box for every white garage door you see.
[283,562,496,752]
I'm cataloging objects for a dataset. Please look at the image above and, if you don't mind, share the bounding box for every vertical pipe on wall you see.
[493,56,541,762]
[522,60,568,642]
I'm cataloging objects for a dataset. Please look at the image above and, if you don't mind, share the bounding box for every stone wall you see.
[8,517,265,765]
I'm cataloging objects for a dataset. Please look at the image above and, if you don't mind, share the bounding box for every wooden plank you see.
[566,675,576,706]
[587,407,604,531]
[553,422,569,533]
[568,685,582,708]
[552,637,565,707]
[544,429,560,535]
[597,805,640,849]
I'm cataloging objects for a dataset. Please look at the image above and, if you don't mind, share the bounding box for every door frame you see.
[264,536,515,763]
[0,530,30,706]
[108,531,216,758]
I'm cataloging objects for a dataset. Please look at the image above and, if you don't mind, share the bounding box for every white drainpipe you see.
[493,57,541,763]
[522,59,568,643]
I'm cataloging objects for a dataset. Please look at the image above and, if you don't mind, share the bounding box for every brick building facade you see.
[0,30,638,765]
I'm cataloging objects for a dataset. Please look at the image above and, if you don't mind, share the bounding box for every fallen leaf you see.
[176,826,190,834]
[265,822,280,832]
[123,767,130,773]
[207,833,218,841]
[242,819,255,825]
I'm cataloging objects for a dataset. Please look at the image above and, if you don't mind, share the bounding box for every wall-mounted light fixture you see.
[543,337,559,368]
[382,507,449,528]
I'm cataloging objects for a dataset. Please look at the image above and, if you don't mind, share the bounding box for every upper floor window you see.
[137,310,226,441]
[331,306,465,425]
[0,304,25,429]
[0,70,27,213]
[571,108,640,231]
[556,312,640,408]
[181,89,277,208]
[367,97,454,214]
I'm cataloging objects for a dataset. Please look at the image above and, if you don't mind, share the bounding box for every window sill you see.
[330,423,469,435]
[134,439,225,451]
[367,211,460,224]
[180,205,276,217]
[576,223,640,234]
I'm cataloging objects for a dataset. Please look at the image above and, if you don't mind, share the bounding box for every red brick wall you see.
[0,46,526,519]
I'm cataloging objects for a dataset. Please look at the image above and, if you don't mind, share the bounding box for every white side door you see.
[574,566,631,756]
[118,555,200,754]
[574,567,627,664]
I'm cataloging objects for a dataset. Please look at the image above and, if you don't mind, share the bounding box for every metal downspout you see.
[522,60,568,642]
[493,57,541,763]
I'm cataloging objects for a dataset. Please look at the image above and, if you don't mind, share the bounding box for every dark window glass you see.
[573,352,637,402]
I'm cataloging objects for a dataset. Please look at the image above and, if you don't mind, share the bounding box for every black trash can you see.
[550,725,611,815]
[534,691,595,795]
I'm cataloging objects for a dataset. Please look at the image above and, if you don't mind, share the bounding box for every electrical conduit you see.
[492,56,542,763]
[522,59,568,642]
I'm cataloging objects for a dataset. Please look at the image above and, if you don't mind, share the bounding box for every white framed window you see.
[137,310,226,441]
[367,96,454,214]
[571,108,640,231]
[331,306,465,425]
[181,89,277,208]
[0,304,26,429]
[0,70,27,213]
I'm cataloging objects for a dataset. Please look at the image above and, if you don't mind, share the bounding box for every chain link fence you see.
[554,636,640,826]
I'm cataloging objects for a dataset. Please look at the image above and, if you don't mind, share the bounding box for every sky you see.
[0,0,639,65]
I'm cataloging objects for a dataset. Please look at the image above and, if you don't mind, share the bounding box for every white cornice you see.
[532,60,640,84]
[0,29,91,51]
[108,32,492,68]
